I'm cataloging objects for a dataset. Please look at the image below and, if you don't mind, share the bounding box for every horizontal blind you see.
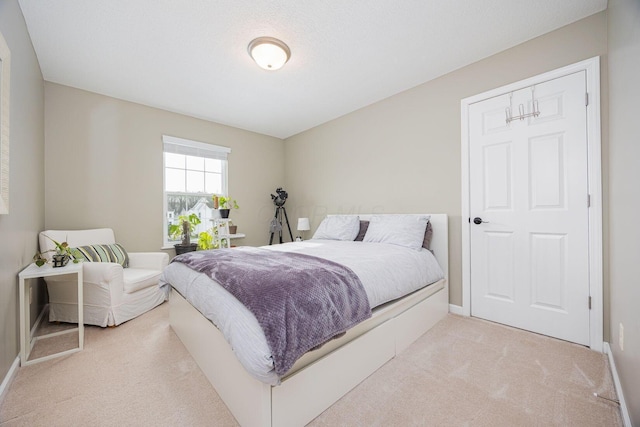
[162,135,231,161]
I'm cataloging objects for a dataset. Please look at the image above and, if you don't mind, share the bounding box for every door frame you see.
[460,56,603,352]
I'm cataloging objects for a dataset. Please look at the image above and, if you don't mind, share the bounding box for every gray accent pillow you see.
[422,220,433,250]
[354,220,370,241]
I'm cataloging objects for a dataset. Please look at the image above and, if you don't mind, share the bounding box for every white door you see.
[468,71,590,345]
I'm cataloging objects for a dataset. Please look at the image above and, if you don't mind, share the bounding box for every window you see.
[162,135,231,247]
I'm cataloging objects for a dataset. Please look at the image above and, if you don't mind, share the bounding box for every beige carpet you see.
[0,303,622,426]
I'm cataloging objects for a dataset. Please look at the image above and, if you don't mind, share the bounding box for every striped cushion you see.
[74,243,129,268]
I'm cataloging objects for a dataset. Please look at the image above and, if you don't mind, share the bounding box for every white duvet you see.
[160,240,444,385]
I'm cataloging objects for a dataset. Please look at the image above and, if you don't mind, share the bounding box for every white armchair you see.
[39,228,169,327]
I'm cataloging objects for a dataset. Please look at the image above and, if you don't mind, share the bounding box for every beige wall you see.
[285,12,608,314]
[608,0,640,423]
[0,0,45,387]
[44,83,285,252]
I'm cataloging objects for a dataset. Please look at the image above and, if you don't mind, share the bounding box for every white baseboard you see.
[448,304,464,316]
[0,305,47,404]
[0,356,19,405]
[603,342,632,427]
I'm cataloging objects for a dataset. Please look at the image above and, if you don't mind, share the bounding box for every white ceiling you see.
[19,0,607,139]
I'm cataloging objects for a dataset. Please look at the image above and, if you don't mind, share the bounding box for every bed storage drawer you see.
[273,319,395,427]
[395,287,448,354]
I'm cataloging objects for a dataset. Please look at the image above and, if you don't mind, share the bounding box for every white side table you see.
[18,261,84,366]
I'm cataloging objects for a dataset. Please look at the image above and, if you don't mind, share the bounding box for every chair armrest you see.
[128,252,169,271]
[82,262,125,303]
[82,262,124,289]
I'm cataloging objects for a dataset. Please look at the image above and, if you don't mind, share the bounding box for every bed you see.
[163,213,449,427]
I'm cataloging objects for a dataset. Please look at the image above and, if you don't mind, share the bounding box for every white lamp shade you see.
[297,218,310,231]
[248,37,291,71]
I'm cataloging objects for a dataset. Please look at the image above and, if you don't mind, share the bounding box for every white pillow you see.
[312,216,360,241]
[363,215,430,250]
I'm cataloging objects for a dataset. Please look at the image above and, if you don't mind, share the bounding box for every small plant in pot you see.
[197,220,235,250]
[197,230,215,250]
[214,195,239,219]
[169,213,201,253]
[197,227,228,250]
[33,235,82,267]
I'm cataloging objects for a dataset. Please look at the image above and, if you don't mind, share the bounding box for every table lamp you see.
[297,218,311,241]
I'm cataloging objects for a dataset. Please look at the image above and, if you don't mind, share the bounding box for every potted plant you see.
[169,213,201,254]
[197,222,232,250]
[197,230,215,250]
[214,195,239,219]
[33,235,82,267]
[197,228,229,250]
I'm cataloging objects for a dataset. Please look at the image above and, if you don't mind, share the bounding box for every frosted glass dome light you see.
[248,37,291,71]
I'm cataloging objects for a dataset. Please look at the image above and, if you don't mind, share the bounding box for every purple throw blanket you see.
[172,248,372,376]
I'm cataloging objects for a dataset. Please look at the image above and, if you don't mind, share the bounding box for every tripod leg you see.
[269,207,279,245]
[282,207,294,242]
[278,208,284,244]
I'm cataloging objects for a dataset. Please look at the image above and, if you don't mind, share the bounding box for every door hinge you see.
[588,194,591,207]
[589,296,592,310]
[586,92,589,106]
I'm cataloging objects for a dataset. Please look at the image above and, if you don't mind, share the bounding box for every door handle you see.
[473,217,489,225]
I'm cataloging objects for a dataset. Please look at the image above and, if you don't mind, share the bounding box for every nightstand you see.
[18,261,84,365]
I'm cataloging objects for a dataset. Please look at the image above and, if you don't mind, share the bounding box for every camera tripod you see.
[269,205,294,244]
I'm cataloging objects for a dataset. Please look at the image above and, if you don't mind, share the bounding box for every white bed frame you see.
[169,214,449,427]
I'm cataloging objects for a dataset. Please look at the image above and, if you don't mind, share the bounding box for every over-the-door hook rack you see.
[505,86,541,124]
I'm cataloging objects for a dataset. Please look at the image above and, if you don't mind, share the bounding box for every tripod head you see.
[271,187,288,207]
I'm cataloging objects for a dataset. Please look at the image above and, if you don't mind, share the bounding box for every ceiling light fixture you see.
[248,37,291,71]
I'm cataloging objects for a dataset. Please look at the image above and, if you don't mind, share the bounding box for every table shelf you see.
[18,262,84,365]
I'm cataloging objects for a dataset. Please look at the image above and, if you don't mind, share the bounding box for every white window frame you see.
[162,135,231,248]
